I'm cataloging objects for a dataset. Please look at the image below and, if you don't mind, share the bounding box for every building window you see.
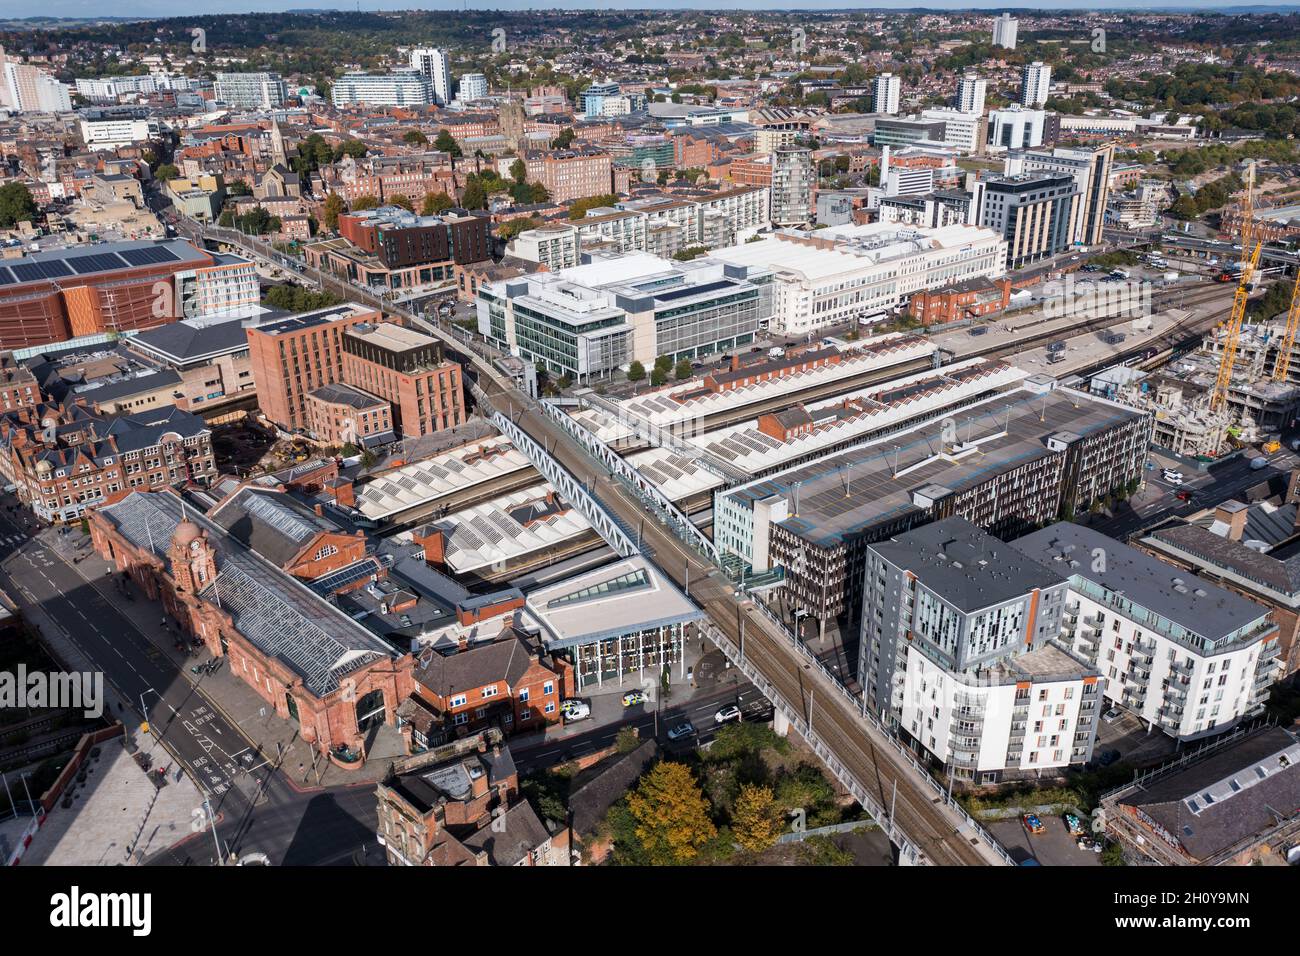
[449,694,467,707]
[482,685,498,698]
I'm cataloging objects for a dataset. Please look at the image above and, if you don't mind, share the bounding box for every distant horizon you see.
[8,1,1300,23]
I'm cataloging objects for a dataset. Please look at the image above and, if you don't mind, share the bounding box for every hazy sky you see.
[10,1,1300,20]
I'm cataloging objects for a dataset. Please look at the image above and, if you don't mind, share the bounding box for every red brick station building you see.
[89,489,415,761]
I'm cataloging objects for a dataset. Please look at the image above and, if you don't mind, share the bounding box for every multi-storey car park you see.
[712,378,1152,640]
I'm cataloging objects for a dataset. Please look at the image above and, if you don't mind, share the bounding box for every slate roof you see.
[460,800,552,866]
[208,485,340,568]
[131,317,253,363]
[1145,523,1300,597]
[413,633,539,696]
[1118,727,1300,861]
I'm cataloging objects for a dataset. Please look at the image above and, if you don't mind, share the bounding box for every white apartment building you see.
[79,117,162,150]
[410,48,452,105]
[872,73,901,116]
[992,13,1019,50]
[1020,62,1052,108]
[2,60,70,113]
[710,221,1006,336]
[332,70,431,108]
[957,74,987,115]
[571,186,771,256]
[508,224,580,271]
[214,72,287,110]
[458,72,488,102]
[863,517,1099,783]
[1013,523,1283,742]
[771,146,814,227]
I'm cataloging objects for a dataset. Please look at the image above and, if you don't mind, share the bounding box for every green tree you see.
[551,126,575,149]
[568,194,619,220]
[509,157,527,182]
[625,762,717,865]
[674,359,693,380]
[403,129,429,145]
[388,193,414,211]
[650,367,668,387]
[732,783,778,852]
[421,191,453,215]
[322,192,345,231]
[627,360,646,382]
[461,179,488,210]
[350,195,380,212]
[335,139,368,160]
[434,129,463,158]
[654,355,672,373]
[0,181,37,228]
[154,163,180,182]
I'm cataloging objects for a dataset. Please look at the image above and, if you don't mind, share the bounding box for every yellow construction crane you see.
[1210,163,1261,413]
[1271,268,1300,382]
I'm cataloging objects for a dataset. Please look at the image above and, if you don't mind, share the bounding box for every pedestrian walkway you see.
[51,527,400,791]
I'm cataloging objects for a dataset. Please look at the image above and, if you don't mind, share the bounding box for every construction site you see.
[1091,163,1300,459]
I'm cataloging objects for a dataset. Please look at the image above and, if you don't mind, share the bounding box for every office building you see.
[988,106,1047,151]
[957,74,987,116]
[580,81,646,119]
[1007,143,1115,247]
[872,72,901,116]
[770,145,815,226]
[974,172,1080,268]
[79,115,161,150]
[332,70,432,108]
[410,48,453,105]
[860,517,1099,782]
[918,109,987,154]
[245,303,381,432]
[341,323,466,437]
[306,383,394,450]
[214,72,287,110]
[457,73,488,103]
[477,252,771,382]
[1013,523,1283,742]
[1020,62,1052,108]
[992,13,1018,50]
[709,222,1005,336]
[712,382,1150,629]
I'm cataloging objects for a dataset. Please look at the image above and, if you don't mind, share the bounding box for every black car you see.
[1098,749,1122,767]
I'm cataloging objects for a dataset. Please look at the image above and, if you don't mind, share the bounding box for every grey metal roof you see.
[1144,522,1300,598]
[1015,522,1273,645]
[308,382,386,411]
[871,516,1066,613]
[131,317,252,363]
[100,491,393,696]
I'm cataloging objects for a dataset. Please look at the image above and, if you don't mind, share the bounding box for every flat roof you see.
[523,555,703,648]
[872,516,1066,612]
[1015,522,1274,648]
[346,322,437,351]
[254,302,375,336]
[723,386,1144,549]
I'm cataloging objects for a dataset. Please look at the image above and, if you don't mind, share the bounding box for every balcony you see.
[1259,642,1281,663]
[1082,613,1105,628]
[1166,681,1189,700]
[1170,658,1195,677]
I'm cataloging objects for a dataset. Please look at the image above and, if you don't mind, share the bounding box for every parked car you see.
[621,690,648,707]
[1023,813,1045,834]
[714,704,742,725]
[1099,749,1122,767]
[667,721,695,741]
[1102,708,1121,724]
[1175,489,1192,502]
[561,699,590,721]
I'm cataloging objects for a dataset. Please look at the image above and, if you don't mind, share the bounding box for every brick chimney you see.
[411,525,445,567]
[1215,500,1249,542]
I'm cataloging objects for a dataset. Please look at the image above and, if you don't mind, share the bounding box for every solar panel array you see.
[9,259,74,283]
[0,266,13,286]
[68,252,130,275]
[119,245,180,267]
[309,557,382,596]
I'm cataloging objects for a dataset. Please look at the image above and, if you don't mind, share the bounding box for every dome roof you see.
[172,519,202,548]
